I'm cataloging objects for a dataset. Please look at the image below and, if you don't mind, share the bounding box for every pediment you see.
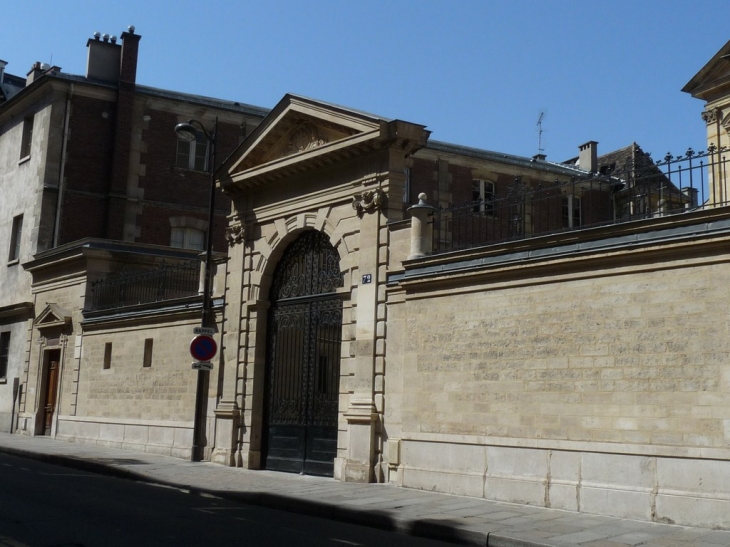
[33,303,72,330]
[683,40,730,100]
[220,94,397,189]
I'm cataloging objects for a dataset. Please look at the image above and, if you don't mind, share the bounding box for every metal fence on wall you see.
[432,145,727,254]
[89,260,200,311]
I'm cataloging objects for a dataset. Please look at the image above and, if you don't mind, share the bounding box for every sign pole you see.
[177,117,218,463]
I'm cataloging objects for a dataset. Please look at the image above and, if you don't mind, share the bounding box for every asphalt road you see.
[0,452,454,547]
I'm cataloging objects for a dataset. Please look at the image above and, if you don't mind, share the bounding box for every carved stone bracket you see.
[226,224,245,247]
[702,108,720,125]
[352,189,385,217]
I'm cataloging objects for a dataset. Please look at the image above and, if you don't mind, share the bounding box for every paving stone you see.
[0,432,728,547]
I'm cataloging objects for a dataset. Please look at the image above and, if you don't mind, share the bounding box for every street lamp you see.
[175,117,217,462]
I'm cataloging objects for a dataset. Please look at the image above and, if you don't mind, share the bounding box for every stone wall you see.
[385,209,730,528]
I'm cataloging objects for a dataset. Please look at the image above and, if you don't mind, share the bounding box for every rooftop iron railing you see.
[432,145,727,254]
[89,260,200,311]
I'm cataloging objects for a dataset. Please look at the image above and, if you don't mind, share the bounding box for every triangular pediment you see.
[219,94,427,190]
[683,40,730,101]
[33,303,72,330]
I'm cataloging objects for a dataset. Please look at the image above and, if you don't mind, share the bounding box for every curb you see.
[0,444,551,547]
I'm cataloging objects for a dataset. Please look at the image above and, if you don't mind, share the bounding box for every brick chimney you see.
[26,62,44,85]
[578,141,598,173]
[106,25,141,240]
[119,25,140,86]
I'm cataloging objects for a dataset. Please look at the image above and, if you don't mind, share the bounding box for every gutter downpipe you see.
[52,85,72,247]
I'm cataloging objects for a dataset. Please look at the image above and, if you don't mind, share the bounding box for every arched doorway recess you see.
[263,230,344,476]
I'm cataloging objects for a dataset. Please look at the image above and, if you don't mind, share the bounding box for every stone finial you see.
[407,193,437,260]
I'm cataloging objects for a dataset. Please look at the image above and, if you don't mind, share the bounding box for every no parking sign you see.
[190,334,217,363]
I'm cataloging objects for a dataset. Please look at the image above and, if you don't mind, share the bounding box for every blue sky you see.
[2,1,727,163]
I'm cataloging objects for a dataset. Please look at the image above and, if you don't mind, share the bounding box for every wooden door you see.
[42,350,60,435]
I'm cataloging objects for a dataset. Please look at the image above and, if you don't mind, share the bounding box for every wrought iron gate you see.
[264,231,343,476]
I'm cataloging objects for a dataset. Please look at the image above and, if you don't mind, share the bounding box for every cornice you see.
[392,208,730,294]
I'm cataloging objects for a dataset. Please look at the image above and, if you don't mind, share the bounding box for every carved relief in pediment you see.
[262,119,354,163]
[287,122,327,154]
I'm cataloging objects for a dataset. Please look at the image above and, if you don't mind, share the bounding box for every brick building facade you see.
[0,27,267,436]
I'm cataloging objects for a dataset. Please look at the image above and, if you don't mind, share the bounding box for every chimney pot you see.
[26,61,44,86]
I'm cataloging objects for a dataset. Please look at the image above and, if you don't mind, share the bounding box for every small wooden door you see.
[42,350,60,435]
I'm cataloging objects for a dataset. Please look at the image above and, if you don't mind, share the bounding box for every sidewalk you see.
[0,433,728,547]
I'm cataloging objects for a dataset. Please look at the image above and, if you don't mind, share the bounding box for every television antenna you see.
[536,110,545,156]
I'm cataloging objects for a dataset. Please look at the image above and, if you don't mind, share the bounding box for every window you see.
[472,179,495,215]
[8,214,23,263]
[562,195,581,228]
[20,116,34,159]
[103,342,112,369]
[171,227,205,251]
[0,332,9,380]
[143,339,153,368]
[403,167,411,203]
[176,132,208,171]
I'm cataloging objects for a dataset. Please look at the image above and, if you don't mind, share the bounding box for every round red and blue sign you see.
[189,335,217,362]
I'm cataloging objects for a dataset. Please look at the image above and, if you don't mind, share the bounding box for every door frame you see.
[260,230,344,476]
[33,339,66,437]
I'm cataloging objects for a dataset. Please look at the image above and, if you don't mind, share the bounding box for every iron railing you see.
[89,260,200,311]
[433,145,728,254]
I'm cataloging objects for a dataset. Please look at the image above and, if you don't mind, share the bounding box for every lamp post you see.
[175,117,217,462]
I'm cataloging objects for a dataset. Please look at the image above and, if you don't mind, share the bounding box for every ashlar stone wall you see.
[386,210,730,529]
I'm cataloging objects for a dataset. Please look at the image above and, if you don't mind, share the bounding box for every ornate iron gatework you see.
[264,231,343,477]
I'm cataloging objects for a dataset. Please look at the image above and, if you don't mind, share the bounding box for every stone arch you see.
[254,210,353,303]
[237,206,357,471]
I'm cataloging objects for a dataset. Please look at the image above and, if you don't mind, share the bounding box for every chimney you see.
[0,60,6,86]
[26,62,44,86]
[86,31,122,83]
[119,25,141,86]
[578,141,598,173]
[532,153,547,161]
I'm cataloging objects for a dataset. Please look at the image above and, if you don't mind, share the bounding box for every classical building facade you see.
[683,38,730,205]
[206,41,730,529]
[5,28,730,531]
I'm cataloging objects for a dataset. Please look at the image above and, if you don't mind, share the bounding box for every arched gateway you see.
[263,231,343,476]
